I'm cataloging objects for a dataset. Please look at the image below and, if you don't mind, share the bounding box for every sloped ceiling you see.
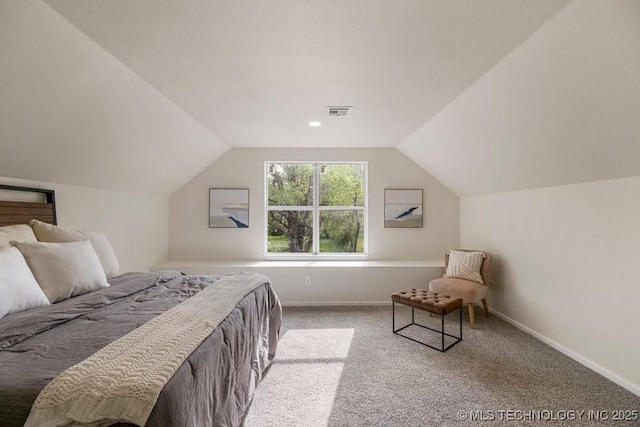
[6,1,633,198]
[0,0,228,195]
[43,0,569,149]
[399,0,640,196]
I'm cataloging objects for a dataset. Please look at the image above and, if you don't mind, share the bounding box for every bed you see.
[0,185,282,426]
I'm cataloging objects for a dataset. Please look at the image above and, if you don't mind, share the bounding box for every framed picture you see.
[384,189,423,228]
[209,188,249,228]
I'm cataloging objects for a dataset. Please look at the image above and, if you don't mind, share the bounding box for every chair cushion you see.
[428,277,488,304]
[445,250,485,284]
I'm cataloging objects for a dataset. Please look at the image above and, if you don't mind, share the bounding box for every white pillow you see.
[29,219,120,278]
[12,240,109,303]
[0,246,50,318]
[444,250,485,284]
[0,224,38,247]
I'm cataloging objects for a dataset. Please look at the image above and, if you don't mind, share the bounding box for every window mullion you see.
[266,206,313,211]
[312,163,320,255]
[318,206,365,211]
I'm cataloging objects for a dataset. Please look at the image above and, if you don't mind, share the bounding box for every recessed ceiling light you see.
[308,121,322,127]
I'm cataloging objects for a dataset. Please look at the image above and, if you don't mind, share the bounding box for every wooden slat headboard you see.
[0,185,57,226]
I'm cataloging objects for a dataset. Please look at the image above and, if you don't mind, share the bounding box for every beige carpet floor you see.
[245,306,640,426]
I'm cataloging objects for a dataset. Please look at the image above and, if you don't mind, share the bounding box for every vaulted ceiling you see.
[42,0,569,149]
[2,0,638,196]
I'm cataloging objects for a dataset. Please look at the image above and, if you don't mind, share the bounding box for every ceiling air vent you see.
[327,106,352,117]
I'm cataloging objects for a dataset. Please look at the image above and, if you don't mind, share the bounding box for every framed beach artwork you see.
[384,189,423,228]
[209,188,249,228]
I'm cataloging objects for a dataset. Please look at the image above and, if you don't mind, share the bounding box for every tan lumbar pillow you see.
[0,224,38,247]
[12,240,109,303]
[444,250,485,284]
[29,219,120,278]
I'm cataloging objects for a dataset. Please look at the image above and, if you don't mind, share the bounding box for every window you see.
[265,162,367,256]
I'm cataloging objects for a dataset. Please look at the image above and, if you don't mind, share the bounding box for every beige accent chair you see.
[428,250,492,328]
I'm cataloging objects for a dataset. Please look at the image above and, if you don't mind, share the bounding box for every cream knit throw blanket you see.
[25,272,270,427]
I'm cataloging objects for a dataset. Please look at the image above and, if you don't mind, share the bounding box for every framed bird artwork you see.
[384,189,423,228]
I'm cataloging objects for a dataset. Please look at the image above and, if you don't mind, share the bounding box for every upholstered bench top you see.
[391,288,462,316]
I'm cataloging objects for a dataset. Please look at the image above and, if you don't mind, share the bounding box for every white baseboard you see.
[282,301,390,307]
[489,308,640,397]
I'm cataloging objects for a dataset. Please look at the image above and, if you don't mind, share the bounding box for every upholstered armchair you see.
[428,250,492,328]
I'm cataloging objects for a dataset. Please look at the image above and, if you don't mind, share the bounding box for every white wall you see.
[0,176,168,273]
[461,176,640,394]
[152,261,445,305]
[169,147,459,261]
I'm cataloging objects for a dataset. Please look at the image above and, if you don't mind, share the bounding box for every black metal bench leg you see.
[392,301,395,332]
[460,304,463,340]
[441,314,445,351]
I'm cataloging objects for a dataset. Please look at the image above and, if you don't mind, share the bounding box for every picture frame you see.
[384,189,423,228]
[209,188,249,228]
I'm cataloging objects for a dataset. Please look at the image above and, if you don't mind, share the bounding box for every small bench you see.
[391,288,463,352]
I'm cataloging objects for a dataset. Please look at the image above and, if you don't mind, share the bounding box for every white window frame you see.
[264,161,368,260]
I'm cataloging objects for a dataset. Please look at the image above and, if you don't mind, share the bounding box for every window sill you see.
[152,259,444,270]
[263,254,368,262]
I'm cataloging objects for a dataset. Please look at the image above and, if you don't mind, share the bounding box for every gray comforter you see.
[0,271,282,427]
